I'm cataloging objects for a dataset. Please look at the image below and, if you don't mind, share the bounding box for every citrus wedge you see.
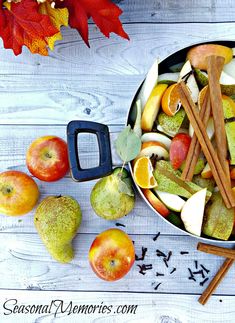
[133,156,157,189]
[161,83,181,116]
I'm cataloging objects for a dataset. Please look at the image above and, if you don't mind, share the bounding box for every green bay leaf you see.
[115,125,141,163]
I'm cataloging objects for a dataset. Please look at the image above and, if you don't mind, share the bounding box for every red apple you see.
[142,189,170,217]
[170,133,191,170]
[0,171,39,216]
[26,136,69,182]
[89,228,135,281]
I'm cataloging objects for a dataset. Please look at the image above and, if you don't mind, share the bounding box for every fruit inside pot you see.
[129,43,235,241]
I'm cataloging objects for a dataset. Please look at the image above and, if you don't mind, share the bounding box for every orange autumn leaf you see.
[0,0,59,55]
[39,1,69,51]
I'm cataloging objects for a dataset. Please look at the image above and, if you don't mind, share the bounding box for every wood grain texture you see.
[0,5,234,320]
[0,23,234,77]
[0,233,234,294]
[0,176,182,235]
[0,125,183,236]
[1,290,234,323]
[115,0,235,23]
[0,24,234,126]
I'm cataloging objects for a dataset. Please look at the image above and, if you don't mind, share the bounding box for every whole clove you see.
[194,260,198,269]
[156,272,164,277]
[200,264,210,274]
[153,232,161,241]
[156,249,167,257]
[165,251,172,262]
[170,267,176,274]
[180,251,189,255]
[115,223,125,227]
[137,264,153,275]
[135,247,147,261]
[193,270,205,279]
[154,282,162,290]
[163,258,169,268]
[200,277,209,286]
[188,268,194,278]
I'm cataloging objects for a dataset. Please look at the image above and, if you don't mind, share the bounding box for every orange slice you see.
[133,156,157,189]
[161,83,181,116]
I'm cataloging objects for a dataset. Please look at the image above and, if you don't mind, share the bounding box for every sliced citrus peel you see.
[161,83,181,116]
[133,156,158,189]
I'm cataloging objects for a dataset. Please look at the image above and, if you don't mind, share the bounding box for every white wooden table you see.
[0,1,235,322]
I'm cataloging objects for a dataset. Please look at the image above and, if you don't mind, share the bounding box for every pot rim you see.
[127,39,235,244]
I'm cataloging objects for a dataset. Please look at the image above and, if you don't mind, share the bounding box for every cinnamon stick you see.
[206,55,230,181]
[181,86,211,181]
[178,81,235,208]
[198,258,234,305]
[197,242,235,260]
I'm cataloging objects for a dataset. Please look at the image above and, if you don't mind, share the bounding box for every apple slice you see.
[141,132,172,150]
[158,72,179,85]
[169,133,191,170]
[181,188,207,236]
[178,60,199,103]
[137,59,159,110]
[155,191,185,212]
[201,162,212,179]
[142,189,170,217]
[141,84,168,132]
[223,58,235,78]
[187,44,233,70]
[138,142,169,160]
[189,116,214,139]
[133,99,142,138]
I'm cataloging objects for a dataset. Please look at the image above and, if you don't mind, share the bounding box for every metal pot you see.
[67,40,235,243]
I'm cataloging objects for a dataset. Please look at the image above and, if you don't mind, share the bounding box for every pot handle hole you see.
[67,120,113,182]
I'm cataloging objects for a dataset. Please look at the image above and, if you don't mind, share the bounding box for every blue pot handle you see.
[67,120,112,182]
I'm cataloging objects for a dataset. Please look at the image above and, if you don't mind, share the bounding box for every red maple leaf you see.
[57,0,129,46]
[0,0,59,55]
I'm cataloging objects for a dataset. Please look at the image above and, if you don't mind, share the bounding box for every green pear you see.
[90,168,135,220]
[180,157,205,175]
[222,96,235,165]
[157,109,186,137]
[192,175,215,193]
[34,196,82,263]
[202,192,234,240]
[194,68,235,96]
[153,160,211,201]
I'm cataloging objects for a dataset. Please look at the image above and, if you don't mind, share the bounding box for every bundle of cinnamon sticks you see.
[177,55,235,305]
[197,242,235,305]
[178,55,235,209]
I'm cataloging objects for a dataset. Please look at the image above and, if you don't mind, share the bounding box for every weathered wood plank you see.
[0,23,234,77]
[0,289,233,323]
[0,124,180,236]
[0,125,181,235]
[0,125,122,171]
[0,74,140,125]
[116,0,235,23]
[0,177,182,236]
[0,233,234,294]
